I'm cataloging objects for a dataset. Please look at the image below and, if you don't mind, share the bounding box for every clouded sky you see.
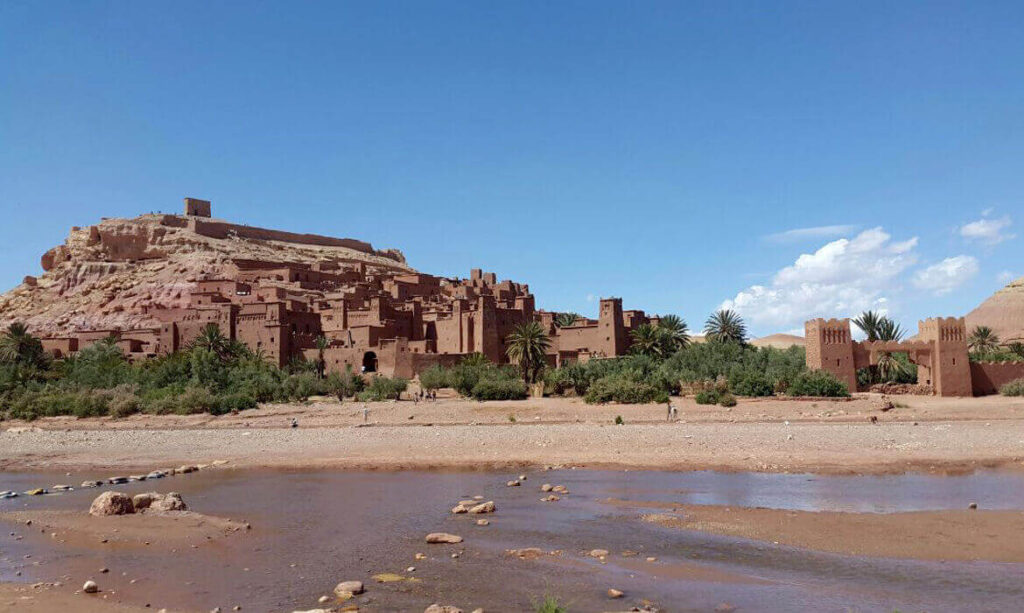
[1,1,1021,337]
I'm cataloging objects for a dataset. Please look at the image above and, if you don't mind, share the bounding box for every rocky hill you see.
[965,275,1024,344]
[0,213,411,337]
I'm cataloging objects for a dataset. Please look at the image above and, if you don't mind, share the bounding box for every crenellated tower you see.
[917,317,971,396]
[805,318,857,392]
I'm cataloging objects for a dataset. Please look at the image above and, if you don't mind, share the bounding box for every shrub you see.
[717,392,737,407]
[282,372,324,400]
[614,415,624,425]
[729,370,774,397]
[358,376,408,401]
[418,365,449,391]
[584,374,668,404]
[324,369,364,400]
[107,384,141,418]
[1001,378,1024,396]
[470,378,527,401]
[694,389,719,405]
[787,370,850,397]
[177,385,217,414]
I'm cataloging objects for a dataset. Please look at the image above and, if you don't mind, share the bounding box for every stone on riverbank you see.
[333,580,364,597]
[424,605,463,613]
[83,580,99,593]
[425,532,463,544]
[89,492,135,516]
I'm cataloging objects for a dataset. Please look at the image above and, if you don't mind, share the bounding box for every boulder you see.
[89,491,135,516]
[81,481,103,488]
[541,495,560,502]
[506,480,520,487]
[108,476,129,484]
[149,492,187,512]
[451,504,469,514]
[468,501,495,514]
[333,580,365,597]
[146,471,166,479]
[541,484,553,492]
[425,532,463,544]
[607,588,624,598]
[83,580,99,593]
[476,519,489,526]
[132,492,161,510]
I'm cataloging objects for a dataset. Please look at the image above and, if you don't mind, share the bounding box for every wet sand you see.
[633,503,1024,562]
[3,394,1024,476]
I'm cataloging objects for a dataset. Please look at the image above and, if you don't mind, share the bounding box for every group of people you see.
[412,389,437,404]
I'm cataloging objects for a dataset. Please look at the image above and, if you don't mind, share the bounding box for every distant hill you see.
[965,275,1024,344]
[750,333,805,349]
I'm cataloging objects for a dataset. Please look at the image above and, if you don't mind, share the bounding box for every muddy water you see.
[3,468,1024,612]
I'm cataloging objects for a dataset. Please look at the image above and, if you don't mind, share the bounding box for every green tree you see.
[629,323,663,357]
[0,322,46,368]
[190,324,232,360]
[656,314,690,353]
[314,335,330,379]
[554,312,580,328]
[968,326,1000,353]
[704,309,747,344]
[852,310,884,342]
[505,321,551,384]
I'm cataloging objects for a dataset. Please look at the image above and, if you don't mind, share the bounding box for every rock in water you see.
[468,501,495,514]
[607,588,624,598]
[89,491,134,516]
[425,532,463,544]
[424,606,464,613]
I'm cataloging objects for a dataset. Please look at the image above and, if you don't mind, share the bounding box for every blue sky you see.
[1,1,1022,337]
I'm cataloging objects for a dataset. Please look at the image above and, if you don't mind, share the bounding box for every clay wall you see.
[970,362,1024,395]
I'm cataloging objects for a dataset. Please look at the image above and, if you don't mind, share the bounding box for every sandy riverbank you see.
[624,501,1024,562]
[3,395,1024,475]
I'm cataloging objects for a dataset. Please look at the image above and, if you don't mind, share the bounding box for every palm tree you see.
[314,335,330,379]
[190,323,232,360]
[554,312,580,328]
[629,323,663,357]
[704,309,747,344]
[968,326,1000,353]
[656,314,690,353]
[876,318,905,342]
[505,321,551,384]
[852,310,884,342]
[0,322,46,367]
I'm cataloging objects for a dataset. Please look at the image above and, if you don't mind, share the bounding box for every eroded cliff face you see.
[965,276,1024,344]
[0,214,411,337]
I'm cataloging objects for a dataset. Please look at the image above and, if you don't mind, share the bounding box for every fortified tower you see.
[184,197,211,218]
[597,298,627,358]
[917,317,971,397]
[804,318,857,392]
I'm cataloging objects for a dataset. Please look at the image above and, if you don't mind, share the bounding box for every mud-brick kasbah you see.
[19,197,1024,397]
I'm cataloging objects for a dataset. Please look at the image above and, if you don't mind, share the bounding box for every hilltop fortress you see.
[6,198,656,377]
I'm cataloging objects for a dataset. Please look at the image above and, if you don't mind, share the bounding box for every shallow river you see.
[3,468,1024,612]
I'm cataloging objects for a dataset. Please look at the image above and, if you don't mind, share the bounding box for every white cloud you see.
[912,256,979,295]
[722,227,918,330]
[960,214,1014,245]
[763,224,859,244]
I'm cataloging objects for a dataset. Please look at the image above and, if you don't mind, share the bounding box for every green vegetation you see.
[0,322,402,421]
[703,309,747,344]
[357,375,409,402]
[614,415,624,425]
[1000,378,1024,396]
[414,354,527,401]
[787,369,850,397]
[629,314,690,358]
[506,321,552,384]
[968,325,1000,353]
[534,595,568,613]
[852,310,915,385]
[553,312,580,328]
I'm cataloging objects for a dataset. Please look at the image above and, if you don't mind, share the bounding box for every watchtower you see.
[917,317,971,396]
[598,298,627,358]
[804,318,857,392]
[184,197,211,218]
